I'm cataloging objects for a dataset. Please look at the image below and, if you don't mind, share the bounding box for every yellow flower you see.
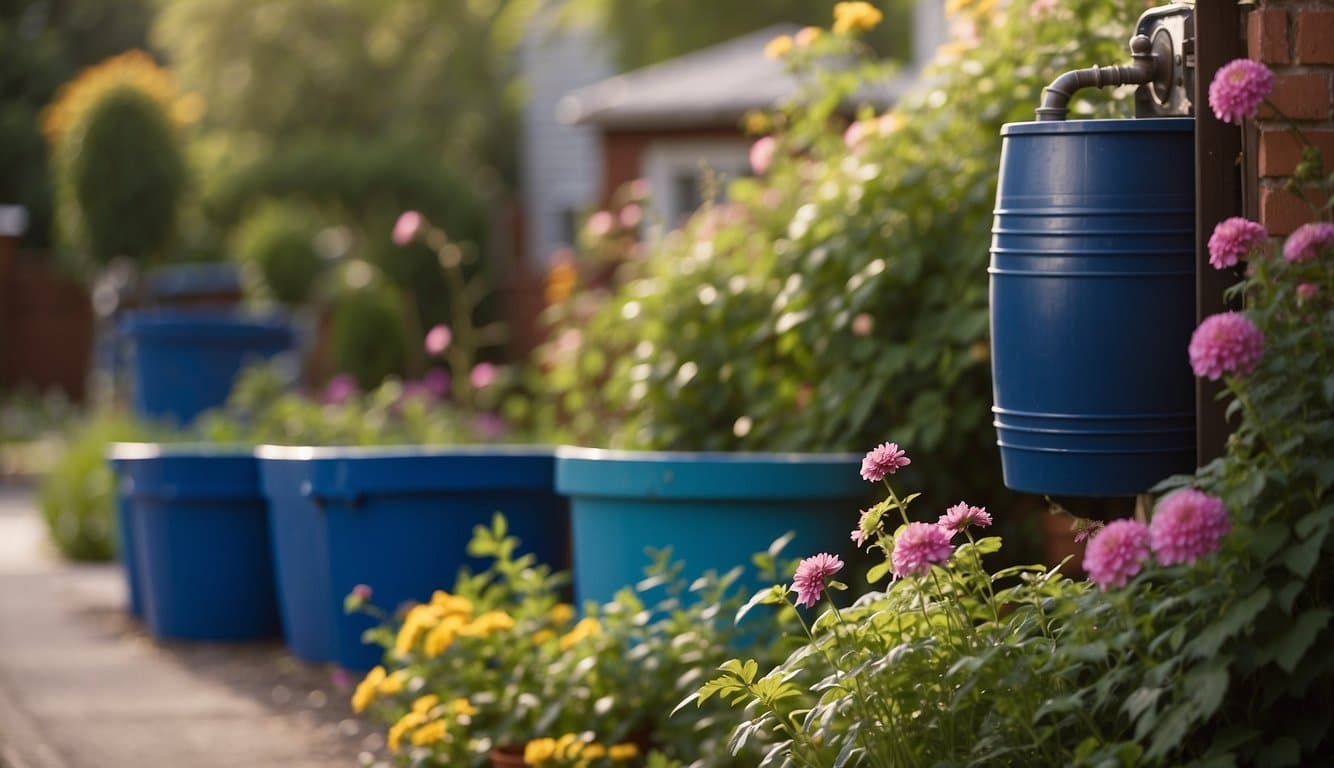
[423,615,465,658]
[351,666,386,713]
[532,628,556,646]
[945,0,972,16]
[387,711,426,753]
[412,694,440,716]
[459,610,517,637]
[378,670,408,696]
[524,737,558,765]
[555,733,583,758]
[609,743,640,761]
[832,1,884,33]
[742,110,772,136]
[430,590,475,617]
[795,26,823,47]
[451,698,478,718]
[582,743,607,760]
[764,34,794,59]
[559,617,602,650]
[411,719,449,747]
[549,603,576,626]
[545,260,579,305]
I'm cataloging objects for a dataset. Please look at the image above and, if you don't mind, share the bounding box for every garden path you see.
[0,486,373,768]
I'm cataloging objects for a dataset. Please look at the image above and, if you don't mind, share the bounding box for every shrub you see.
[51,57,189,268]
[37,410,150,562]
[539,0,1145,510]
[324,261,416,390]
[230,199,328,305]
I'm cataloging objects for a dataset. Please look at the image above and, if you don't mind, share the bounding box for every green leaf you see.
[736,585,788,625]
[1283,531,1323,578]
[1188,588,1271,659]
[866,561,892,584]
[1123,686,1163,721]
[1267,608,1332,673]
[1187,662,1230,718]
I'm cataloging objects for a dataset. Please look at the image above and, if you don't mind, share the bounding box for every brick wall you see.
[1250,2,1334,235]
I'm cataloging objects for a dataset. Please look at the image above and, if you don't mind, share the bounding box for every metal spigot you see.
[1036,34,1166,121]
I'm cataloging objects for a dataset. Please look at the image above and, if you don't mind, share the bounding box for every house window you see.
[641,139,752,230]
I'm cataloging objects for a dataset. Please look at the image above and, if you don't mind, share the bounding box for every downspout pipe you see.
[1036,35,1161,121]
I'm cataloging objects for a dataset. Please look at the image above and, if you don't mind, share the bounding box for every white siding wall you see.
[519,8,611,270]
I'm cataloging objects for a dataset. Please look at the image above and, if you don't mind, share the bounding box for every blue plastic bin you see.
[107,449,144,617]
[119,309,292,426]
[554,447,868,608]
[256,446,570,671]
[989,118,1196,497]
[113,444,281,641]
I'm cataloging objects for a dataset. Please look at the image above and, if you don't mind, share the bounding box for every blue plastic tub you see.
[555,447,869,608]
[112,444,281,641]
[119,309,293,426]
[990,118,1196,497]
[107,450,144,617]
[256,446,570,671]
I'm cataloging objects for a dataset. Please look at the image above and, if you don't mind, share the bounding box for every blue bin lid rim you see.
[254,443,557,461]
[1001,117,1194,136]
[119,309,291,335]
[108,441,258,461]
[555,445,862,464]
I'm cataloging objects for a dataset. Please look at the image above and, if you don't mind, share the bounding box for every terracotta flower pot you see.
[488,744,526,768]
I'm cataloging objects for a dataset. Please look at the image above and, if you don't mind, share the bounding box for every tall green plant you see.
[55,83,186,267]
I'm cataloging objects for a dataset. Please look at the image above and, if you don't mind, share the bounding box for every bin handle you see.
[1036,34,1162,121]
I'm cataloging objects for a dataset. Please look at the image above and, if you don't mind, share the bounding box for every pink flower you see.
[792,552,844,608]
[585,210,615,238]
[937,502,993,537]
[392,211,424,246]
[422,367,450,398]
[471,413,508,441]
[1207,217,1267,269]
[860,442,910,482]
[851,313,874,336]
[424,324,452,356]
[891,522,954,578]
[322,373,358,406]
[1297,282,1320,304]
[1282,222,1334,264]
[1029,0,1058,18]
[1208,59,1274,125]
[619,204,643,229]
[749,136,777,175]
[1083,519,1151,590]
[1189,311,1265,380]
[850,508,874,547]
[470,362,497,389]
[352,584,373,601]
[843,120,869,148]
[1150,489,1231,566]
[1072,520,1104,544]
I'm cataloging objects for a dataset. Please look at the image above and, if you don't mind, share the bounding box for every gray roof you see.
[557,24,908,130]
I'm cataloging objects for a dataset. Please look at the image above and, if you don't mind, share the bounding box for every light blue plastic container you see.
[555,447,869,607]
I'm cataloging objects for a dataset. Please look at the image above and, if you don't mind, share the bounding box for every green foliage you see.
[55,83,186,267]
[37,410,150,562]
[352,515,804,767]
[541,0,1141,510]
[570,0,914,71]
[324,263,415,390]
[230,199,327,305]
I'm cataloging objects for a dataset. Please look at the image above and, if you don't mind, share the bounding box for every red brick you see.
[1259,183,1325,235]
[1295,9,1334,65]
[1249,8,1290,65]
[1259,72,1332,121]
[1258,127,1334,177]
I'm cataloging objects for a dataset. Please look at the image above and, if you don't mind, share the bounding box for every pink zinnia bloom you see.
[1083,519,1150,590]
[937,502,993,537]
[1297,282,1320,304]
[1207,217,1267,269]
[1282,222,1334,264]
[850,508,874,547]
[424,324,452,356]
[585,210,615,238]
[392,211,424,246]
[749,136,777,175]
[791,552,844,608]
[323,373,358,406]
[860,442,910,482]
[891,522,954,578]
[1208,59,1274,125]
[1189,311,1264,380]
[470,362,498,389]
[1150,489,1231,566]
[619,204,643,229]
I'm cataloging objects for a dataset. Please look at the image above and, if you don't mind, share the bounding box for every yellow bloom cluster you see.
[832,1,884,34]
[796,26,823,47]
[945,0,998,18]
[352,666,386,713]
[385,696,475,753]
[41,49,201,147]
[764,35,794,60]
[523,734,639,766]
[395,590,517,658]
[558,617,601,651]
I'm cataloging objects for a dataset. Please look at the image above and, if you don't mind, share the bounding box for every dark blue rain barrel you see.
[990,117,1196,497]
[120,309,293,426]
